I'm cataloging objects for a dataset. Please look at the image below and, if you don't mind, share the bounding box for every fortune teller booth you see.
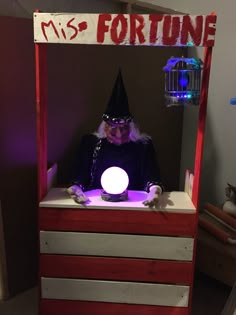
[34,12,217,315]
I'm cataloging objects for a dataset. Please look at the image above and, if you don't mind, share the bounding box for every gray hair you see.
[93,121,151,143]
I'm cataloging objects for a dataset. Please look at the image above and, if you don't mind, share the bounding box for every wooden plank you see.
[184,169,194,199]
[192,46,213,209]
[35,42,48,201]
[39,207,196,237]
[189,22,216,311]
[47,163,57,191]
[40,299,189,315]
[39,188,196,213]
[40,255,193,284]
[40,231,193,261]
[33,13,216,47]
[41,277,189,307]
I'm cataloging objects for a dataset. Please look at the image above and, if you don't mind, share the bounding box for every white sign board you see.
[34,13,217,47]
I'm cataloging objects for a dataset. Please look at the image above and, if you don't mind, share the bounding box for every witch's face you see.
[104,122,130,145]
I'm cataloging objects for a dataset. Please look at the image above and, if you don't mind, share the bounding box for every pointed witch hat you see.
[102,70,133,124]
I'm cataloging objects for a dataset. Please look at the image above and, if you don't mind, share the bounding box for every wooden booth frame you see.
[34,12,217,315]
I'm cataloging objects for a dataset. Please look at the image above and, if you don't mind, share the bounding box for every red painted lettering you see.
[97,14,112,43]
[78,21,87,32]
[111,14,128,44]
[130,14,145,44]
[163,16,180,45]
[67,18,78,40]
[181,15,203,46]
[203,15,216,46]
[60,27,66,39]
[41,20,59,41]
[149,14,163,44]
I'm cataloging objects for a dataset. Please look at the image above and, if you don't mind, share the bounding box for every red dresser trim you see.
[40,299,189,315]
[39,208,196,236]
[40,255,192,284]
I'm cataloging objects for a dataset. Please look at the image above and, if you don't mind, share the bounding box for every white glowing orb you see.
[101,166,129,194]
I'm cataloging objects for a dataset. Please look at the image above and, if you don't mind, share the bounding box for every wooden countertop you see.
[39,188,196,213]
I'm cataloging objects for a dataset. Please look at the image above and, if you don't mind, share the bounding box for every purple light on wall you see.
[101,166,129,194]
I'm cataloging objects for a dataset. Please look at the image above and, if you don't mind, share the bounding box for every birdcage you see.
[163,57,203,107]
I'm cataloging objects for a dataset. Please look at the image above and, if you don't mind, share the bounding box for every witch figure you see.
[67,70,164,207]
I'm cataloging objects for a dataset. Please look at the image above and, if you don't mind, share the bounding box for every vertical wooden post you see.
[189,45,213,315]
[35,15,48,314]
[192,46,213,210]
[190,12,216,315]
[35,42,48,202]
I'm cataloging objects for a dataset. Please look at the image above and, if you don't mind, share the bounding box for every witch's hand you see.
[143,185,162,208]
[67,185,90,204]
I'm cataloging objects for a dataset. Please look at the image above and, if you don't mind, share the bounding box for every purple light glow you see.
[101,166,129,194]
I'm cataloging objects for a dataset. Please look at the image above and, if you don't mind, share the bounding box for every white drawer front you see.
[40,231,193,261]
[41,277,189,307]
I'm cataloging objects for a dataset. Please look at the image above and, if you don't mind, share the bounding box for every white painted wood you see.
[184,169,190,195]
[41,277,189,307]
[33,13,216,47]
[184,169,194,199]
[39,188,196,213]
[47,163,57,192]
[40,231,193,261]
[189,173,194,199]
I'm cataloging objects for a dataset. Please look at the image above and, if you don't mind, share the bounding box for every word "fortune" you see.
[97,14,216,46]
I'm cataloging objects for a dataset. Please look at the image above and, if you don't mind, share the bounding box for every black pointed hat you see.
[102,70,133,124]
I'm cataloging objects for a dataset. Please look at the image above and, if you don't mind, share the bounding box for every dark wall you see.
[0,17,38,296]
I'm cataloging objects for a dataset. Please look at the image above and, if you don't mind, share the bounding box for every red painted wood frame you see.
[40,254,193,284]
[40,299,190,315]
[192,46,213,210]
[39,208,195,283]
[40,299,188,315]
[39,207,196,314]
[35,27,214,212]
[34,12,215,315]
[39,207,196,236]
[189,45,213,315]
[35,42,48,202]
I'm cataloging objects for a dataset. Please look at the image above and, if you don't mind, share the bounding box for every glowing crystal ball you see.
[101,166,129,194]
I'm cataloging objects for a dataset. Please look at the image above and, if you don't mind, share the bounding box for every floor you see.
[0,271,232,315]
[191,272,232,315]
